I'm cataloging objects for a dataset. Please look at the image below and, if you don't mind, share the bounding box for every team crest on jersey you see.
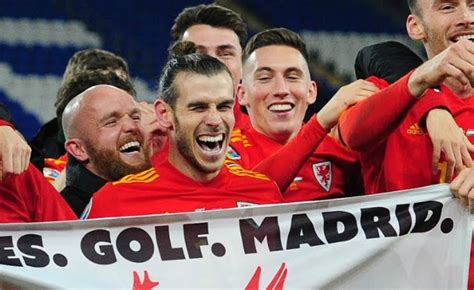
[312,161,332,192]
[226,145,241,160]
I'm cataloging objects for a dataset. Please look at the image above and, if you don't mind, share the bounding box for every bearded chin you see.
[176,138,215,174]
[88,146,151,181]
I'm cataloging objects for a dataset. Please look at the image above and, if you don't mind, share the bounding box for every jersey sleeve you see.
[411,88,451,127]
[0,164,76,223]
[253,115,329,192]
[338,73,418,151]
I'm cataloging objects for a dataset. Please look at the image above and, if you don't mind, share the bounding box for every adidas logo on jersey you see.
[406,123,425,135]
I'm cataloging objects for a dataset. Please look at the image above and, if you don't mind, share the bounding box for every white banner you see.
[0,184,471,289]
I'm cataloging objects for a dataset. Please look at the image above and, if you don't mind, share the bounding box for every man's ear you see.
[236,83,248,107]
[154,100,174,130]
[406,14,425,41]
[64,139,89,162]
[307,80,318,105]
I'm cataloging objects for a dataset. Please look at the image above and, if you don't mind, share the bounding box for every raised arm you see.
[338,73,419,150]
[255,80,378,192]
[353,40,474,180]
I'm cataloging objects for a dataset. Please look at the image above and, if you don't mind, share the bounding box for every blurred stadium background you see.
[0,0,424,140]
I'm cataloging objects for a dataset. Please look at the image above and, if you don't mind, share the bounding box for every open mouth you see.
[119,140,141,154]
[196,134,225,152]
[268,103,294,113]
[453,34,474,42]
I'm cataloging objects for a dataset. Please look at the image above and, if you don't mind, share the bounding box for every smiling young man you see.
[230,28,378,201]
[335,1,474,286]
[171,4,246,91]
[338,0,474,194]
[84,53,283,219]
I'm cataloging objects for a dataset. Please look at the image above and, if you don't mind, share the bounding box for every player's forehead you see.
[246,45,308,74]
[83,86,136,118]
[182,24,241,51]
[417,0,464,11]
[174,71,234,106]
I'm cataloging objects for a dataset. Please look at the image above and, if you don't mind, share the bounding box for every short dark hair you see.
[62,48,130,83]
[157,52,232,109]
[171,4,248,48]
[242,27,309,64]
[407,0,419,15]
[55,70,136,122]
[167,40,198,58]
[354,41,423,83]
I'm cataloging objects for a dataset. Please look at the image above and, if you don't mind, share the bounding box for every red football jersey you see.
[0,164,76,223]
[85,158,282,219]
[340,75,474,289]
[229,116,362,202]
[349,79,474,194]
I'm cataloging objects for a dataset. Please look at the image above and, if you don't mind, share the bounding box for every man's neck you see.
[272,133,294,145]
[84,163,110,182]
[251,125,299,145]
[167,150,219,184]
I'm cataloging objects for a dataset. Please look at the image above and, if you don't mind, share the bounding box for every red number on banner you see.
[132,270,159,290]
[245,262,288,290]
